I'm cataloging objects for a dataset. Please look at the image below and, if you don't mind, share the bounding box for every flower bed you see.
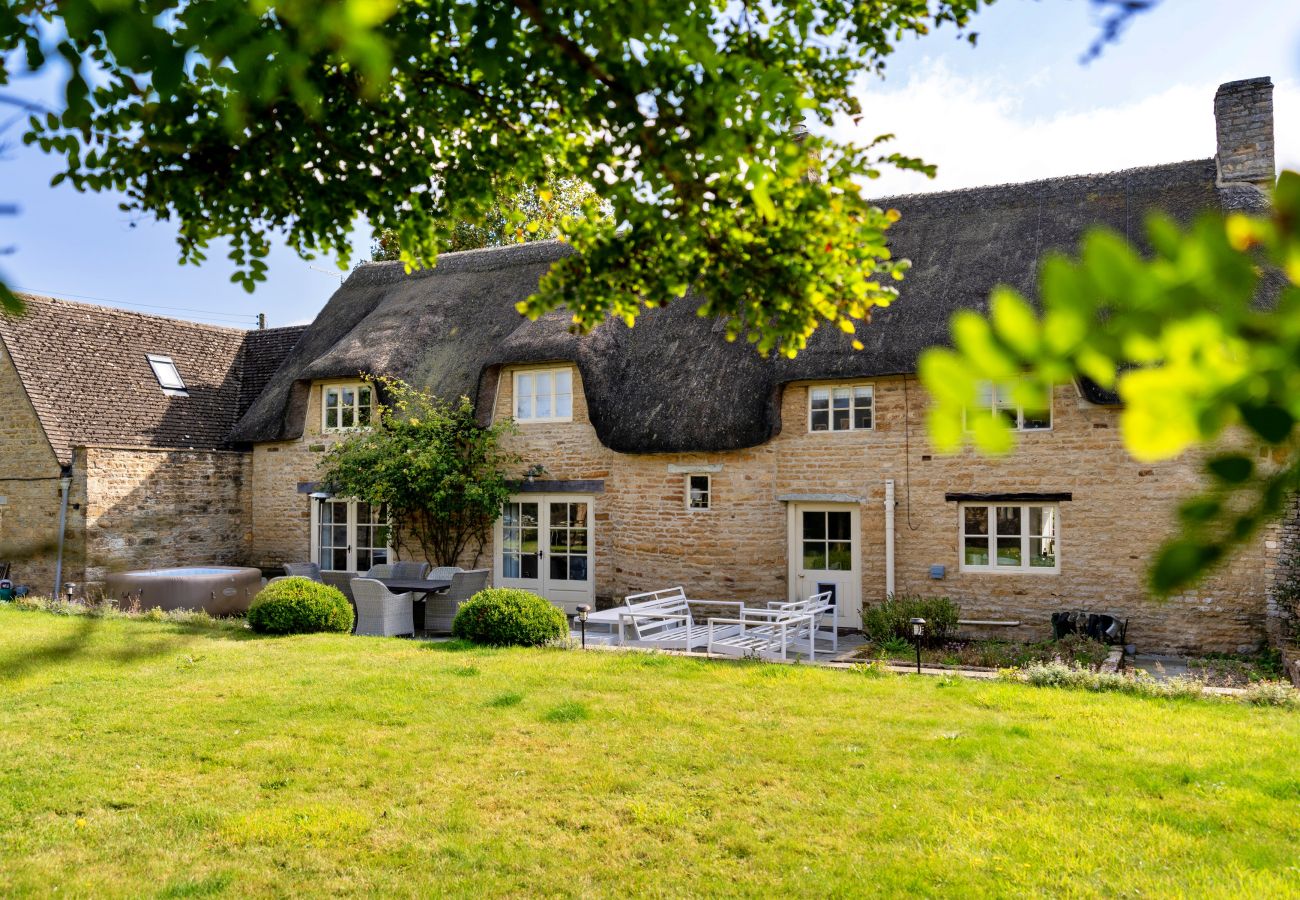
[855,635,1111,671]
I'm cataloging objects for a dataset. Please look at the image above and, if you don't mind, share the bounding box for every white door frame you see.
[787,502,863,630]
[493,493,596,613]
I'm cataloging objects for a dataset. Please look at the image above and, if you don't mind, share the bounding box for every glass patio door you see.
[496,495,594,613]
[313,499,389,573]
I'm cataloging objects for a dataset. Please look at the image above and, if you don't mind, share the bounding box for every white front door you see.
[788,503,862,629]
[495,494,595,613]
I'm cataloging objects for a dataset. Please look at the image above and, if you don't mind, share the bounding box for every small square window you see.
[513,367,574,423]
[322,382,374,432]
[687,474,711,510]
[966,380,1053,431]
[809,384,872,432]
[146,354,188,396]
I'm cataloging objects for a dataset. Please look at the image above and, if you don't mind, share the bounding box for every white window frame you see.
[309,498,392,573]
[321,382,374,433]
[146,354,189,397]
[964,380,1052,432]
[808,383,874,433]
[958,502,1060,575]
[686,474,711,511]
[512,366,573,424]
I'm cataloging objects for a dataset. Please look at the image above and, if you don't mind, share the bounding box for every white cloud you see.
[829,62,1300,198]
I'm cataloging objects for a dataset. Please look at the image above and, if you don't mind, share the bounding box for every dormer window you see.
[146,354,188,397]
[513,367,573,423]
[323,383,373,432]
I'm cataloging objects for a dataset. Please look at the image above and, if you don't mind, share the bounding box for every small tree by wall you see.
[319,378,517,568]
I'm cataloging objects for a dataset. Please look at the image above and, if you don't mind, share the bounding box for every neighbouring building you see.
[0,78,1287,654]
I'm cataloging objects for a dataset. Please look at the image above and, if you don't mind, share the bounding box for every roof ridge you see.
[347,239,571,287]
[358,237,567,269]
[869,157,1215,207]
[8,292,254,334]
[248,324,310,335]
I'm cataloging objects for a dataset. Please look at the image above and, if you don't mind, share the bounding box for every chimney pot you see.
[1214,77,1275,188]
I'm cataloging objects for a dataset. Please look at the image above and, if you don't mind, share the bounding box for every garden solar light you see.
[576,604,591,649]
[909,617,926,674]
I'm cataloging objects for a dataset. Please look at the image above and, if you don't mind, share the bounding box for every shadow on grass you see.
[0,609,253,681]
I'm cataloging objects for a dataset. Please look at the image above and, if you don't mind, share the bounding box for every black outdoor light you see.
[576,605,591,649]
[909,617,926,674]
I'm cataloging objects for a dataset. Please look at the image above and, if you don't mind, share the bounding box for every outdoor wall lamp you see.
[909,617,926,674]
[575,604,591,649]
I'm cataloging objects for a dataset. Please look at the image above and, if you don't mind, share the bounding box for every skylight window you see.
[146,354,189,397]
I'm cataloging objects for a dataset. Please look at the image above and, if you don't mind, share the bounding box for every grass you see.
[2,607,1299,897]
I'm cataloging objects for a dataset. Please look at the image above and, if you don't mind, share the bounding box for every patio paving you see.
[1128,653,1192,680]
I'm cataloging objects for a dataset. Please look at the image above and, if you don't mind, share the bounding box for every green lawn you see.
[2,607,1299,898]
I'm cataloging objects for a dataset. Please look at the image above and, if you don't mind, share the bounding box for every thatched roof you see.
[229,158,1236,453]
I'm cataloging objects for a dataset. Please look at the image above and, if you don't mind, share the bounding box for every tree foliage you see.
[318,377,517,568]
[2,0,987,349]
[369,176,605,259]
[921,172,1300,594]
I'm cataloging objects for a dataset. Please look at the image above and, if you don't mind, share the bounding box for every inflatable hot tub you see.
[104,566,262,616]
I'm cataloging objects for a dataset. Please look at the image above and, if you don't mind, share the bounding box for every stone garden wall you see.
[79,445,252,581]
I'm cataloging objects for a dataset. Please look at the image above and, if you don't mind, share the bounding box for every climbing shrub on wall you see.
[319,378,518,568]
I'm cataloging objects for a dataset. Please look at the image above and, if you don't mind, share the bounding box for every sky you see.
[2,0,1299,328]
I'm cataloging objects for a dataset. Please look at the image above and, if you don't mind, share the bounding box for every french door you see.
[311,499,390,573]
[787,503,862,629]
[494,494,595,613]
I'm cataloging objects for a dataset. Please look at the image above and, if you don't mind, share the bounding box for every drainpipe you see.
[884,479,896,599]
[53,464,72,599]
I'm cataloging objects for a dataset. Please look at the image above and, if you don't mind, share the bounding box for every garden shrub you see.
[1005,661,1300,709]
[1243,680,1300,709]
[863,595,960,646]
[451,588,567,647]
[247,578,353,635]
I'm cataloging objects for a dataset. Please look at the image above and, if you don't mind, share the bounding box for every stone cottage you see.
[0,78,1284,653]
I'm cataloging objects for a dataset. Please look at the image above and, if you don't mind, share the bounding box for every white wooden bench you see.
[706,592,835,661]
[615,592,751,651]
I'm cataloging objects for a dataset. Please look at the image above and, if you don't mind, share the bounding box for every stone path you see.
[1128,653,1192,679]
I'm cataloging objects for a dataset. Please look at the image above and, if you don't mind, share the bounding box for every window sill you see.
[958,567,1061,576]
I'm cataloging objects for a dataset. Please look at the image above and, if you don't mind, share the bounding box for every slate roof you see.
[237,325,308,416]
[228,157,1239,454]
[0,295,304,464]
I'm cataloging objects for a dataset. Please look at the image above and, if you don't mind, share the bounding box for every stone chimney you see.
[1214,77,1275,188]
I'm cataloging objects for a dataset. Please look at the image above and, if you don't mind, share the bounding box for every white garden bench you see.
[615,591,747,651]
[706,592,836,662]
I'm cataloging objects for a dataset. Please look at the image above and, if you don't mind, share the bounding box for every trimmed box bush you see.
[452,588,567,647]
[248,577,354,635]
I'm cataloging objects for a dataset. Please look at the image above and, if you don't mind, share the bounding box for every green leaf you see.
[1239,404,1295,444]
[1206,454,1253,485]
[1149,539,1212,595]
